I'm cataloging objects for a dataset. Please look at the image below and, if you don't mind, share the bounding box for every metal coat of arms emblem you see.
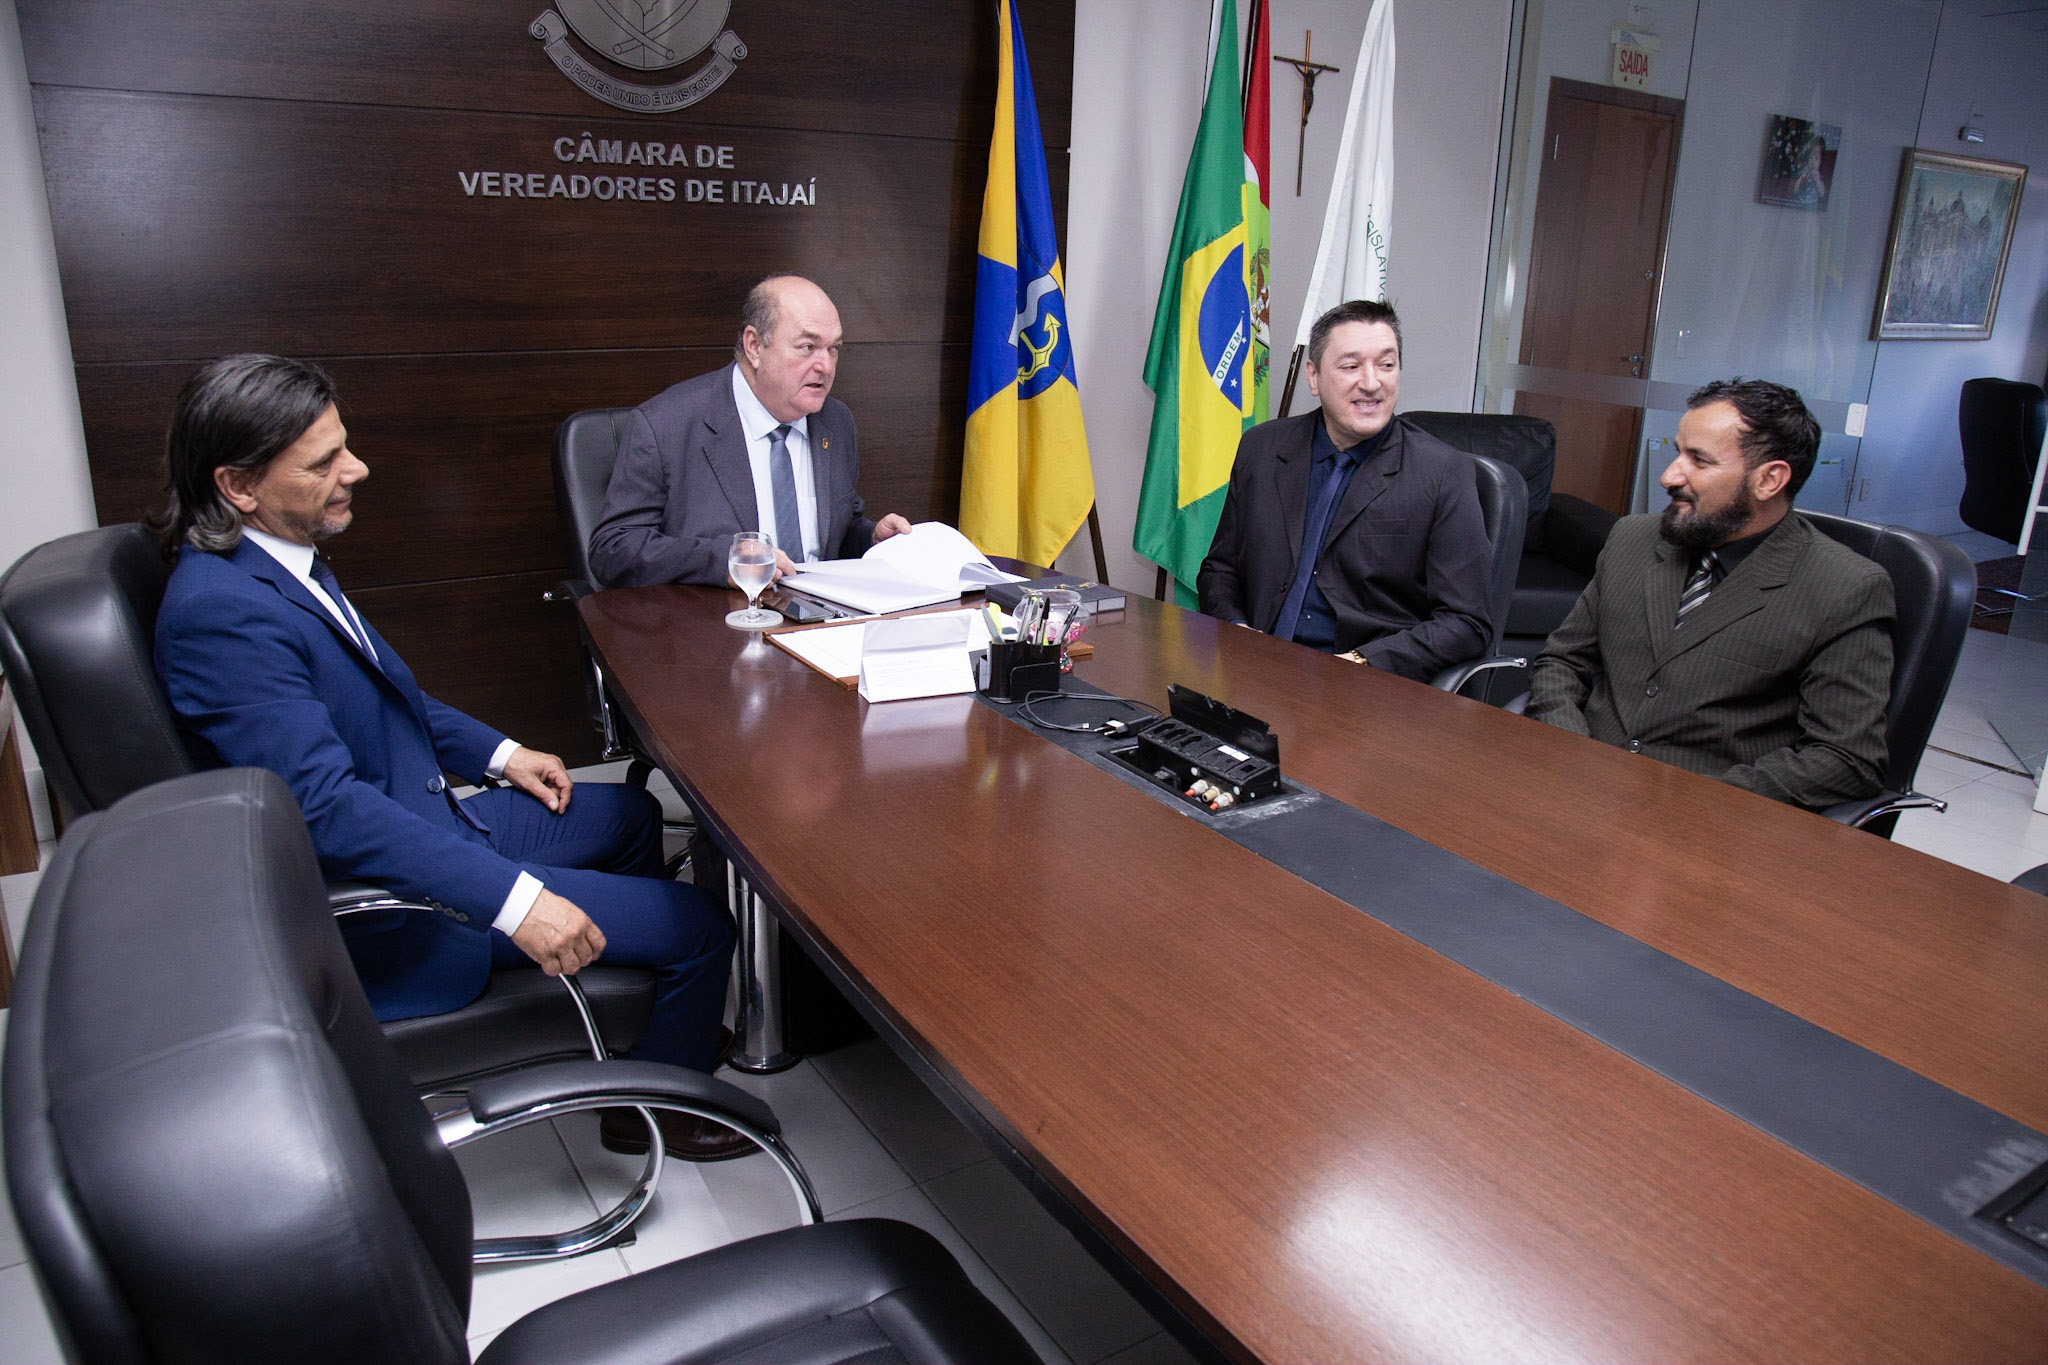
[531,0,747,113]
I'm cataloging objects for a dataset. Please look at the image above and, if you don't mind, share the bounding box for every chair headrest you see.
[0,525,194,822]
[1400,411,1556,534]
[553,408,635,591]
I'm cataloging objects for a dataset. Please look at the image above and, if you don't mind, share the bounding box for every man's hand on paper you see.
[872,513,914,543]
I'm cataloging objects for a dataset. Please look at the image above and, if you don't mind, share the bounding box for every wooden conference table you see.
[580,584,2048,1363]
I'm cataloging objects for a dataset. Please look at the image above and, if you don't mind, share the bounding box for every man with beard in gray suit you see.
[1528,378,1892,810]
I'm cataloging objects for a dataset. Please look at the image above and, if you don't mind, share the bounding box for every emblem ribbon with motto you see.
[532,0,746,113]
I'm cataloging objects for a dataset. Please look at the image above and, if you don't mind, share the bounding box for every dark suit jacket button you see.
[1627,739,1642,753]
[1645,683,1659,698]
[427,775,446,794]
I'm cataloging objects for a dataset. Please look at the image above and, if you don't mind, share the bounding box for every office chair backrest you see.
[1957,378,2047,545]
[1801,511,1975,793]
[0,524,194,825]
[1402,411,1554,545]
[554,407,635,591]
[1469,452,1530,655]
[3,769,476,1365]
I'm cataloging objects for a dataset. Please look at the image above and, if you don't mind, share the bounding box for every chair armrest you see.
[543,577,595,603]
[1432,655,1528,696]
[463,1057,777,1134]
[1823,790,1948,829]
[447,1058,822,1231]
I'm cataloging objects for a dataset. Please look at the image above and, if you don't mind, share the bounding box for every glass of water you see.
[725,531,781,629]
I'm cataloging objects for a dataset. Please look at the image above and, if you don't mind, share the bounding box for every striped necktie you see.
[1675,548,1722,626]
[767,424,806,562]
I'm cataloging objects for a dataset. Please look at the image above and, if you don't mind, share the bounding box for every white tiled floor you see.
[3,618,2046,1363]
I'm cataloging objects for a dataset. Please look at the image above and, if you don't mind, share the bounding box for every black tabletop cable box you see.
[1105,685,1282,813]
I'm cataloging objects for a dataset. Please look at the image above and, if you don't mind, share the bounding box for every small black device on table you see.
[1106,685,1283,813]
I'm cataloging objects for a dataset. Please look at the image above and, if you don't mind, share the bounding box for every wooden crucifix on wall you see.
[1273,30,1340,196]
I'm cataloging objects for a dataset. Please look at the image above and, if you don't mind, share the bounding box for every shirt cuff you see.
[491,871,544,936]
[486,738,521,780]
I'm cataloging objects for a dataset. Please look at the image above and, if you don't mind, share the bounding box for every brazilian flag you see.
[1135,0,1252,604]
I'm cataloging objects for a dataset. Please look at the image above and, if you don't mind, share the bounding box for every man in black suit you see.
[590,274,912,587]
[1196,300,1492,681]
[1528,379,1893,809]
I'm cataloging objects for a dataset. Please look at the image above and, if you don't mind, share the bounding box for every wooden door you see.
[1516,78,1683,513]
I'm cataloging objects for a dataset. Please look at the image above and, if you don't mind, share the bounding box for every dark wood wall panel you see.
[79,342,970,591]
[19,1,1072,148]
[37,90,995,362]
[353,571,590,760]
[24,0,1073,767]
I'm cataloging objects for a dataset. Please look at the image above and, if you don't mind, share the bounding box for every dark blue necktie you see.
[1271,449,1361,642]
[308,555,374,661]
[767,424,806,561]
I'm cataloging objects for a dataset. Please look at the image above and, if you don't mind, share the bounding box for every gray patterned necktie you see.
[767,424,805,561]
[1675,548,1722,626]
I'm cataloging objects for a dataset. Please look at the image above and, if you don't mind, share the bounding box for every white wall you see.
[0,0,98,837]
[1064,0,1513,589]
[1856,0,2048,533]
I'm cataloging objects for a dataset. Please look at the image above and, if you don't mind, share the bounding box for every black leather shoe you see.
[598,1107,755,1162]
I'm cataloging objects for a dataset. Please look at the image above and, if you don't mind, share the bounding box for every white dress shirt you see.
[731,363,822,561]
[243,527,540,934]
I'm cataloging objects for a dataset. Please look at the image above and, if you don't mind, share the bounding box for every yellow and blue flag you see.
[960,0,1095,567]
[1135,0,1253,604]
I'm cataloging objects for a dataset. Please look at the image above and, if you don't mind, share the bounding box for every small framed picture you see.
[1757,115,1839,210]
[1873,148,2028,340]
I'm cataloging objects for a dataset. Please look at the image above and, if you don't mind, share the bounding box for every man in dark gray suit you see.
[590,275,912,587]
[1529,379,1892,809]
[1196,300,1492,682]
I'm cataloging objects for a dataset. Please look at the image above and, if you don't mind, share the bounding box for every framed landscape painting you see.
[1873,148,2027,340]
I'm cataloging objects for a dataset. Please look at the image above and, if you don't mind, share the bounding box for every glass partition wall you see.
[1479,0,1944,517]
[1480,0,2048,782]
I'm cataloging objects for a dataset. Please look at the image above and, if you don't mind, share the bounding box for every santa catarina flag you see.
[1243,0,1272,424]
[1136,0,1252,604]
[960,0,1095,566]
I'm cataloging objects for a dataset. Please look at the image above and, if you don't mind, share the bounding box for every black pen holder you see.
[975,640,1063,702]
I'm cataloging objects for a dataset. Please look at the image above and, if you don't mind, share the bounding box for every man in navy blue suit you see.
[154,354,746,1160]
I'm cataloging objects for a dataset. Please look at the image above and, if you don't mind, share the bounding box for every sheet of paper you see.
[768,620,870,680]
[861,521,1024,589]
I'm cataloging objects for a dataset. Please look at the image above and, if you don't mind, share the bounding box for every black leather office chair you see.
[0,526,657,1096]
[1405,411,1616,701]
[3,768,1034,1365]
[1802,511,1976,838]
[1957,378,2047,547]
[548,407,695,864]
[1430,451,1527,697]
[549,406,641,761]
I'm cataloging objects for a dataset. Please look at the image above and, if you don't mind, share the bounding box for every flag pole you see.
[1277,344,1305,416]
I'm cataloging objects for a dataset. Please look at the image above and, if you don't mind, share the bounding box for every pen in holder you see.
[976,639,1063,702]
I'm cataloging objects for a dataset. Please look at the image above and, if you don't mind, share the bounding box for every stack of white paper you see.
[783,522,1023,614]
[857,613,976,703]
[769,608,1004,684]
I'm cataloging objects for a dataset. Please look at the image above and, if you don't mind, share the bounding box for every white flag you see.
[1293,0,1396,347]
